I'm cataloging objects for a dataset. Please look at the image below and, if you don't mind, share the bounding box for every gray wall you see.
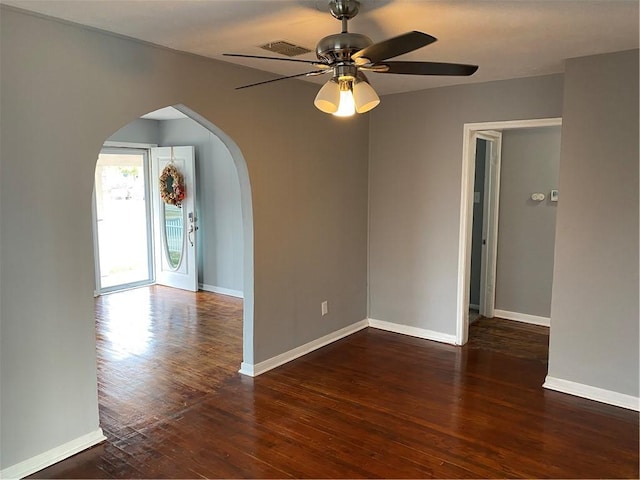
[495,127,561,317]
[469,139,487,308]
[368,74,564,334]
[548,50,639,396]
[109,118,160,145]
[0,7,369,470]
[159,119,244,294]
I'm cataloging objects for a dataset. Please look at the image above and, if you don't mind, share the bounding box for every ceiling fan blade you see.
[223,53,329,68]
[235,70,328,90]
[375,61,478,76]
[352,31,437,64]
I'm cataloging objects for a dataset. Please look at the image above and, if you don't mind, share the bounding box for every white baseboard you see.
[238,362,256,376]
[494,309,550,327]
[1,428,106,480]
[368,318,457,345]
[469,304,480,310]
[239,318,459,378]
[544,376,639,411]
[199,283,243,299]
[239,319,369,377]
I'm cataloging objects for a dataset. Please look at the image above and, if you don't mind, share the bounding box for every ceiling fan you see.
[224,0,478,117]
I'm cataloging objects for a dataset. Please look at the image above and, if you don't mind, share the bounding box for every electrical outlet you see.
[321,300,328,316]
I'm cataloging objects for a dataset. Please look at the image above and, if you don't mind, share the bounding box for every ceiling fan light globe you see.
[353,80,380,113]
[314,80,341,114]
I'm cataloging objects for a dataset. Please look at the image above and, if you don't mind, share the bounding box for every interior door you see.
[476,131,502,318]
[151,146,198,292]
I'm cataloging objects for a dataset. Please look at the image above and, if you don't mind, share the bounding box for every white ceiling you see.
[141,106,188,120]
[3,0,638,95]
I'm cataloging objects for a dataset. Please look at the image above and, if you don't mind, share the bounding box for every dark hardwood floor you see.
[468,315,550,363]
[30,286,639,479]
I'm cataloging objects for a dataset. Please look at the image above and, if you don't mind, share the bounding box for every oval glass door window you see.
[163,203,184,269]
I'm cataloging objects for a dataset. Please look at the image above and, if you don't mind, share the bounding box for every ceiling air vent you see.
[259,40,312,57]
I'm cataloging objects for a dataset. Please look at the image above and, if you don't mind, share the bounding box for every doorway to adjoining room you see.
[90,105,252,463]
[459,118,562,363]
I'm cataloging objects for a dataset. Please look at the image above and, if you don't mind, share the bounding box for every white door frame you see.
[456,117,562,345]
[92,145,156,295]
[475,131,502,319]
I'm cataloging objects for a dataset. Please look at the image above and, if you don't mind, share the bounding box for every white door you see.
[475,131,502,318]
[151,146,198,292]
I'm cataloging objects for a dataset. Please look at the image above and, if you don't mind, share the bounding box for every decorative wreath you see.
[159,164,186,207]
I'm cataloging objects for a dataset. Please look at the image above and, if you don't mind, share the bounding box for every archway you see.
[93,103,254,369]
[173,105,254,366]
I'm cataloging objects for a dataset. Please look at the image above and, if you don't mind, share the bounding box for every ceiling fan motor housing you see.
[316,32,372,64]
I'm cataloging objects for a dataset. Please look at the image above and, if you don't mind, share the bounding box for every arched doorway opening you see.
[91,104,254,437]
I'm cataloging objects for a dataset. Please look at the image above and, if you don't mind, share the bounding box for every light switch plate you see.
[550,190,559,202]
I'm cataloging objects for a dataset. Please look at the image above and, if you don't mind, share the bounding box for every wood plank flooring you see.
[30,286,639,479]
[468,315,550,363]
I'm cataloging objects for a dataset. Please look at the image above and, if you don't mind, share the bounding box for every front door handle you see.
[187,212,198,246]
[188,224,198,247]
